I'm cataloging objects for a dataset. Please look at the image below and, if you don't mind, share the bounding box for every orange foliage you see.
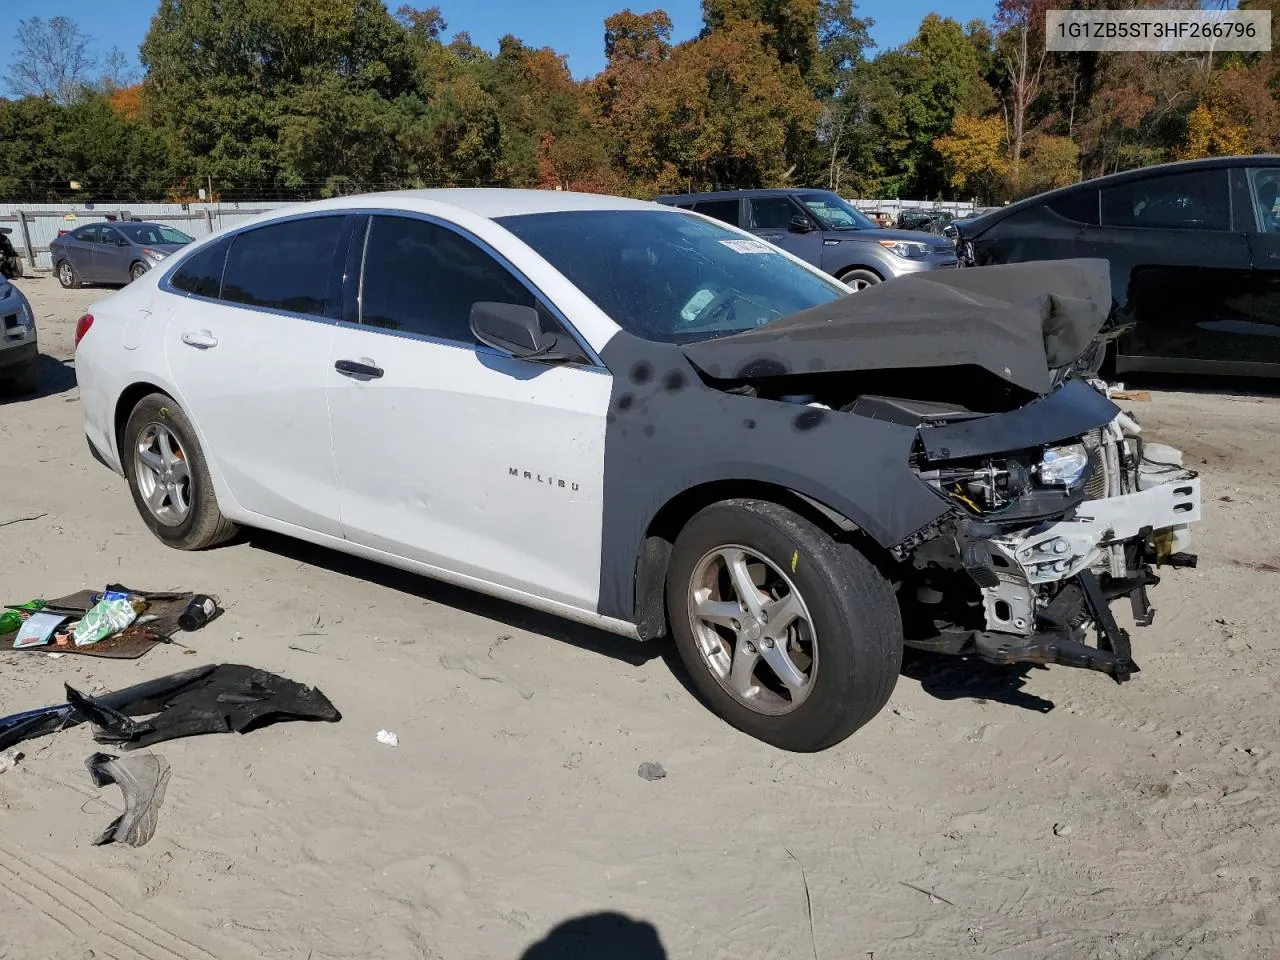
[108,84,144,121]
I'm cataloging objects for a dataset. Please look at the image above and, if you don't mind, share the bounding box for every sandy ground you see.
[0,275,1278,960]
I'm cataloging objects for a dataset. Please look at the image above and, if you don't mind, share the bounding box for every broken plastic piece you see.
[85,752,171,847]
[0,664,341,752]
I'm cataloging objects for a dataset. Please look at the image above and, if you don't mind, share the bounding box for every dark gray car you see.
[656,189,958,289]
[50,221,194,288]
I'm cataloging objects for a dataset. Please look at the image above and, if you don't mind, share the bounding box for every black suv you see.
[955,155,1280,378]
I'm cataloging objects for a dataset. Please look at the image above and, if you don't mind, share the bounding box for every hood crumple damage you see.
[681,258,1113,407]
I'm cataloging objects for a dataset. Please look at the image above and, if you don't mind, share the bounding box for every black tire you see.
[838,268,881,291]
[56,259,79,289]
[666,499,902,752]
[129,261,148,282]
[122,393,238,550]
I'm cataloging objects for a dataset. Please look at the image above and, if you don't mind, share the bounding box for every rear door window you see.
[72,225,100,243]
[1101,169,1230,231]
[168,236,233,298]
[692,199,741,227]
[360,214,538,344]
[220,216,347,317]
[749,197,801,230]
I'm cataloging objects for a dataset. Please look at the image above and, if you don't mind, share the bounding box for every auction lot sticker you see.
[1047,9,1271,53]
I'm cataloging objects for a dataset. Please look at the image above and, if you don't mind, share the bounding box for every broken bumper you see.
[963,478,1202,681]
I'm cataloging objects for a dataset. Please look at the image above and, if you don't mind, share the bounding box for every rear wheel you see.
[129,261,148,282]
[122,393,238,550]
[56,259,79,289]
[666,499,902,751]
[838,267,881,291]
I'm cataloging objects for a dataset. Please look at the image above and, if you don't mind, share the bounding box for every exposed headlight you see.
[1038,443,1089,486]
[142,248,168,263]
[878,239,930,259]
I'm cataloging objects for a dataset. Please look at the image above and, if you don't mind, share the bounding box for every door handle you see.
[181,329,218,349]
[334,358,384,380]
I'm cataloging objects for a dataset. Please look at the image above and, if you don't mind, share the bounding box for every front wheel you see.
[838,268,881,291]
[666,499,903,751]
[122,393,238,549]
[129,261,148,282]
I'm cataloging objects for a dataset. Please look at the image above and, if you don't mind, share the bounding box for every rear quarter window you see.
[168,236,232,299]
[692,200,742,227]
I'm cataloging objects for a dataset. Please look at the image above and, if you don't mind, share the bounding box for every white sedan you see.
[76,190,1199,751]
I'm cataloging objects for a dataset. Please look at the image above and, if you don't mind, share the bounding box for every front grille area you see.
[1086,450,1108,500]
[1082,428,1109,500]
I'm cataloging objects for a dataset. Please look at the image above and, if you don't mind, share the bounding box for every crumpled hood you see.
[681,259,1113,397]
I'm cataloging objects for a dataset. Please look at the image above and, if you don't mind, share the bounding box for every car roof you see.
[262,188,664,221]
[967,154,1280,232]
[655,188,839,203]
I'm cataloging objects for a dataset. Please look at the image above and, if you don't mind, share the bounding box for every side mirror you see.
[470,301,589,365]
[789,215,815,233]
[471,302,550,358]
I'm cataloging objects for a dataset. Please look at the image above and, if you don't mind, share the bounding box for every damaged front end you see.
[678,258,1202,683]
[900,380,1200,681]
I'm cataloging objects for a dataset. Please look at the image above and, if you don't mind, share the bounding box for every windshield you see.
[498,210,846,344]
[119,223,193,245]
[797,193,876,231]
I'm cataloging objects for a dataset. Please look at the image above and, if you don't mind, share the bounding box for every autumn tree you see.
[834,14,992,197]
[594,18,818,192]
[994,0,1052,181]
[933,114,1009,201]
[702,0,823,82]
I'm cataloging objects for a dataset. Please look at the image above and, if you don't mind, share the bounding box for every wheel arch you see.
[835,264,884,282]
[114,381,174,456]
[631,479,882,640]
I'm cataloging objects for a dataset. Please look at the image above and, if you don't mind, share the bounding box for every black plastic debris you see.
[0,664,341,752]
[85,752,171,847]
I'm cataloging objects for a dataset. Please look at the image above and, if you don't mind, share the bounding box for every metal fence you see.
[846,198,977,217]
[1,196,981,272]
[0,201,295,271]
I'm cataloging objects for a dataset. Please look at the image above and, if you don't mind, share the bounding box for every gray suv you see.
[656,189,958,289]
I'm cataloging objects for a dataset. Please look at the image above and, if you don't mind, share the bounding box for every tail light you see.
[74,313,94,348]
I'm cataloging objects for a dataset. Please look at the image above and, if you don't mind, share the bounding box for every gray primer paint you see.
[593,330,952,622]
[593,331,1121,625]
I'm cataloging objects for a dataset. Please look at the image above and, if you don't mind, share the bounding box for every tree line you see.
[1,0,1276,205]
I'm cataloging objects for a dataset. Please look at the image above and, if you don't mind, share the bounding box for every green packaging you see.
[0,600,47,634]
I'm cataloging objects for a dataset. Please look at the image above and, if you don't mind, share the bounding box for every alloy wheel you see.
[134,423,191,526]
[687,545,818,715]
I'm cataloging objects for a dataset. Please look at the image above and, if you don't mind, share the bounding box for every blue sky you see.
[2,0,993,84]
